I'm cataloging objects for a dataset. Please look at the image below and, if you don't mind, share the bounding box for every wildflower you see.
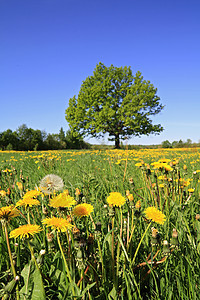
[188,188,194,193]
[10,224,42,239]
[23,190,41,199]
[16,198,40,208]
[49,193,76,208]
[159,184,165,188]
[39,174,64,194]
[127,194,134,201]
[106,192,126,207]
[164,165,173,172]
[144,206,166,225]
[73,203,94,217]
[0,190,7,197]
[42,217,73,232]
[0,206,19,221]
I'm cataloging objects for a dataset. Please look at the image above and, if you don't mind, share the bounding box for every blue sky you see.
[1,0,200,145]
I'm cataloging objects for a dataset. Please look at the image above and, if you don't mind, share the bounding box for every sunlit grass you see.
[0,148,200,299]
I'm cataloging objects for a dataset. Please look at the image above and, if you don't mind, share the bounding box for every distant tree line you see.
[161,139,194,148]
[0,124,90,151]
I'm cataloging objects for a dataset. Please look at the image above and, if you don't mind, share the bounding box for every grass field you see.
[0,148,200,299]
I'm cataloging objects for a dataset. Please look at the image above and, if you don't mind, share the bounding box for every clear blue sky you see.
[1,0,200,145]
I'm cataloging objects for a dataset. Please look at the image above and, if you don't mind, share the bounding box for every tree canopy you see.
[65,62,164,148]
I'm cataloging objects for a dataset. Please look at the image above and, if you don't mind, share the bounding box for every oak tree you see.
[65,62,164,148]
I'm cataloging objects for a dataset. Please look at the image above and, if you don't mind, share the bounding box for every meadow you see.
[0,148,200,299]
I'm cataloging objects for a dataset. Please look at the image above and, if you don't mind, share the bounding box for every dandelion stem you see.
[111,216,115,282]
[131,222,151,268]
[3,222,19,300]
[56,231,76,297]
[27,240,40,271]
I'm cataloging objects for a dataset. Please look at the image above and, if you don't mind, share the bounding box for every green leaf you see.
[31,268,46,300]
[20,262,46,300]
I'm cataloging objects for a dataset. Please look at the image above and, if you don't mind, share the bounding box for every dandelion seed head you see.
[39,174,64,194]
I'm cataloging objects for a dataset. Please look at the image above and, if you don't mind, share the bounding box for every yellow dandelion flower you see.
[73,203,94,217]
[42,217,73,232]
[10,224,42,239]
[144,207,166,225]
[16,197,40,208]
[164,165,173,172]
[49,193,76,208]
[0,205,19,221]
[159,184,165,188]
[23,190,41,199]
[188,188,194,193]
[127,194,134,201]
[158,159,171,163]
[0,190,7,197]
[106,192,126,207]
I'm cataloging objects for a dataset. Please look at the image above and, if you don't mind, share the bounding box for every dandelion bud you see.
[15,243,19,247]
[152,183,156,188]
[196,214,200,220]
[16,182,23,191]
[15,275,20,281]
[170,229,179,248]
[126,190,130,196]
[135,200,141,210]
[151,227,160,246]
[75,188,81,196]
[47,232,54,243]
[163,240,170,256]
[42,206,48,215]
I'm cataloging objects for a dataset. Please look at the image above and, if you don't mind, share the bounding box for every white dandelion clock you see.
[39,174,64,194]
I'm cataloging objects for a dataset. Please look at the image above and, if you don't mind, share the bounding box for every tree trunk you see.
[115,134,120,149]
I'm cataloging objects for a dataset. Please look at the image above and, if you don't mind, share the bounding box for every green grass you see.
[0,148,200,299]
